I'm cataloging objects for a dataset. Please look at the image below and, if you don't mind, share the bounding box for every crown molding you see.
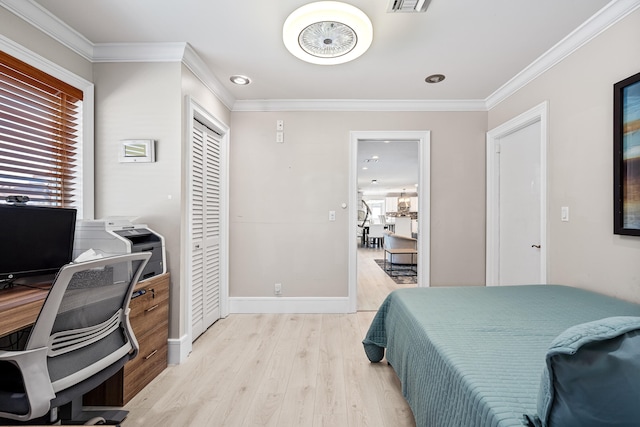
[0,0,94,60]
[4,0,638,113]
[181,44,236,110]
[233,99,487,112]
[92,42,187,63]
[486,0,640,110]
[1,0,236,110]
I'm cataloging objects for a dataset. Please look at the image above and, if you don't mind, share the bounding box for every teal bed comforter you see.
[362,285,640,427]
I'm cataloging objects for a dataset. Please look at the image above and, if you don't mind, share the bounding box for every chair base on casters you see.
[56,396,128,425]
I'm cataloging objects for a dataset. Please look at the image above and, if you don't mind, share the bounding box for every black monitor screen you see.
[0,204,77,282]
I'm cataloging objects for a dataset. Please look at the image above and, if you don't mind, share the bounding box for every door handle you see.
[531,244,541,249]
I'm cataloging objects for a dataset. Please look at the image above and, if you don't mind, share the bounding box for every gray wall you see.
[488,9,640,303]
[229,111,488,298]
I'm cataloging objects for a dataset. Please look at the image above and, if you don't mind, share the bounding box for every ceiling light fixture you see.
[230,75,251,85]
[425,74,445,84]
[283,1,373,65]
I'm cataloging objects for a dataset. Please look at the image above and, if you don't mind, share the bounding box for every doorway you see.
[486,102,548,286]
[348,131,431,312]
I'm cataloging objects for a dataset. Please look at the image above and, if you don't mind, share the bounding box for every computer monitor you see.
[0,204,77,283]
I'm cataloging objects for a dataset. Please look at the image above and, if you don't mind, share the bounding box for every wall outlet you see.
[276,132,284,143]
[276,120,284,131]
[274,283,282,295]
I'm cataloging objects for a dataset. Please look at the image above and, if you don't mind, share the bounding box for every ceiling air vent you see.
[388,0,431,13]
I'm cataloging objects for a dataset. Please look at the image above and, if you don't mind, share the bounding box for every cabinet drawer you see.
[124,322,168,403]
[129,278,169,332]
[84,273,170,406]
[129,298,169,339]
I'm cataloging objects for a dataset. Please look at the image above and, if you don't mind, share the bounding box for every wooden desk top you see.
[0,283,50,337]
[0,273,170,338]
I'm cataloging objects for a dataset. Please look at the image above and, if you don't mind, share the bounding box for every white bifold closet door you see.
[190,119,221,341]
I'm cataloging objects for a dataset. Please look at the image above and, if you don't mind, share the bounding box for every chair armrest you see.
[0,347,55,420]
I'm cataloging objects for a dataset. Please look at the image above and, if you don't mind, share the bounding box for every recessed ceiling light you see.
[371,179,378,184]
[283,1,373,65]
[425,74,445,84]
[362,166,368,170]
[230,75,251,85]
[371,155,379,159]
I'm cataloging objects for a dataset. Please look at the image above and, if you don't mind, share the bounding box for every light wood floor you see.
[122,244,416,426]
[356,243,416,311]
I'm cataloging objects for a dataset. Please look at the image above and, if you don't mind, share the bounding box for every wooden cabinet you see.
[84,273,169,406]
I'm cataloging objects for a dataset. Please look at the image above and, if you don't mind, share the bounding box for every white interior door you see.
[486,102,547,287]
[190,119,221,341]
[498,121,542,285]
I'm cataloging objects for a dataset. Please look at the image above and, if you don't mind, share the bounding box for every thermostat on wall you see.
[119,139,156,163]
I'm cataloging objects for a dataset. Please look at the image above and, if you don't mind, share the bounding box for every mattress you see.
[362,285,640,427]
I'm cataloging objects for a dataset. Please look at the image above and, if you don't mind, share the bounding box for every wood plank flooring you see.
[357,243,416,311]
[122,244,416,426]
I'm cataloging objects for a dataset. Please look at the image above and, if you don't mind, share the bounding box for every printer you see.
[74,218,166,280]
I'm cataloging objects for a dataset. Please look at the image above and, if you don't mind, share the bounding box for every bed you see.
[362,285,640,427]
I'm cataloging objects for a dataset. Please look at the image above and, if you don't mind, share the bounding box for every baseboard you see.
[167,334,191,365]
[229,296,351,314]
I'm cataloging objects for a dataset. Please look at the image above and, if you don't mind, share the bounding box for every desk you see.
[383,248,417,277]
[0,273,170,406]
[0,283,49,337]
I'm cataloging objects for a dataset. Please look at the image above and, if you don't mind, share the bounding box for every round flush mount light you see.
[425,74,446,84]
[283,1,373,65]
[230,75,251,85]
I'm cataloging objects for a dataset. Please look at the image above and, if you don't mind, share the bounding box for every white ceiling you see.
[28,0,611,103]
[357,140,419,195]
[10,0,620,193]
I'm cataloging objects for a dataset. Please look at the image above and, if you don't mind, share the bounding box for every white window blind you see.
[0,50,83,207]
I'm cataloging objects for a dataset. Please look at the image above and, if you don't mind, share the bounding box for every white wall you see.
[229,110,488,299]
[93,62,232,339]
[93,62,184,334]
[488,9,640,302]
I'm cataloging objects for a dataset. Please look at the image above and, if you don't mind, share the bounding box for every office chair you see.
[0,252,151,425]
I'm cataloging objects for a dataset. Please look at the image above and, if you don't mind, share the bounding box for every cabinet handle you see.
[146,304,159,313]
[144,349,158,360]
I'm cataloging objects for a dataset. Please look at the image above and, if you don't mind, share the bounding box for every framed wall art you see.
[614,71,640,235]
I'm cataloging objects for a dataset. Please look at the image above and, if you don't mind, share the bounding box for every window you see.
[0,50,83,209]
[367,199,385,219]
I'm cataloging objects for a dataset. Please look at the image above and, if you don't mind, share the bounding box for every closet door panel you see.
[190,120,221,341]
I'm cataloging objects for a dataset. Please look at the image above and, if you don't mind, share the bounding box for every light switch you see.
[276,120,284,131]
[329,210,336,221]
[276,132,284,143]
[561,206,569,222]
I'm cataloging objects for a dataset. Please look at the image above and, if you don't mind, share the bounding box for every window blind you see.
[0,50,83,207]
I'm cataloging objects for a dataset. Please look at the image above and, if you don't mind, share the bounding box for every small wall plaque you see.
[119,139,156,163]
